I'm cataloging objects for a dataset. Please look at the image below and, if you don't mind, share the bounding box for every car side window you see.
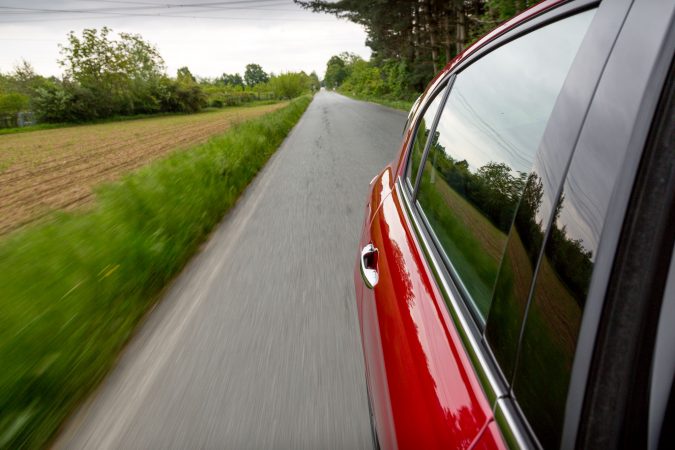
[405,88,446,189]
[414,11,595,322]
[512,118,616,448]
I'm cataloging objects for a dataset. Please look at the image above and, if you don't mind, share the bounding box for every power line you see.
[0,0,332,23]
[0,8,332,24]
[0,0,293,14]
[0,35,360,43]
[75,0,291,5]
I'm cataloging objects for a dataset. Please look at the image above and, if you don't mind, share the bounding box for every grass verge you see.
[0,95,312,449]
[336,90,415,112]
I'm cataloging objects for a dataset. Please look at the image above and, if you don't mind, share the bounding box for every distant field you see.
[0,102,286,234]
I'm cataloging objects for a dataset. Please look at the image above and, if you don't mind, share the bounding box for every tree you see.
[219,73,244,87]
[11,61,37,91]
[0,60,51,109]
[324,55,347,89]
[244,63,269,86]
[176,67,196,84]
[297,1,534,94]
[268,72,309,99]
[59,27,164,86]
[308,71,321,91]
[58,27,165,115]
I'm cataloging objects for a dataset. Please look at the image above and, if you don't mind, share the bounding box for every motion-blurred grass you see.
[0,95,312,449]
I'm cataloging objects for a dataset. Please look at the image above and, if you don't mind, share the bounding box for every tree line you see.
[430,144,594,304]
[300,0,536,98]
[0,28,320,127]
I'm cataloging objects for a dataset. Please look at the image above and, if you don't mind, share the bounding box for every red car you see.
[354,0,674,448]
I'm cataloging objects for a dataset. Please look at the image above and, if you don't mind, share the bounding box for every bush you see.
[325,54,420,103]
[341,60,385,97]
[157,77,206,113]
[0,93,29,115]
[0,93,30,127]
[33,81,101,123]
[268,72,309,99]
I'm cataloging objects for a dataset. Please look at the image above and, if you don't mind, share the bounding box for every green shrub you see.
[156,77,206,113]
[268,72,310,99]
[0,93,30,127]
[33,81,100,123]
[0,93,29,115]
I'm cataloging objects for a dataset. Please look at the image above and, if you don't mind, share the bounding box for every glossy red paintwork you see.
[353,2,565,448]
[356,168,495,449]
[472,421,506,450]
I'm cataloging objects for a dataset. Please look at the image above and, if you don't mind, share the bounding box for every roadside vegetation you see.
[0,95,312,449]
[301,0,534,109]
[0,101,287,234]
[0,28,319,129]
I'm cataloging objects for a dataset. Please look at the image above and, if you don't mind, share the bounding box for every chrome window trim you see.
[411,77,454,198]
[398,180,501,396]
[398,177,533,448]
[495,397,539,449]
[414,196,486,327]
[402,76,453,190]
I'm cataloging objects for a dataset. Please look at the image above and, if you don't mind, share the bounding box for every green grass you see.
[0,123,69,136]
[336,90,415,112]
[487,229,582,448]
[417,166,504,317]
[0,100,282,136]
[0,95,312,449]
[511,256,582,449]
[485,230,534,379]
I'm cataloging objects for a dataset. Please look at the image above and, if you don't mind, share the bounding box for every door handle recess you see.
[360,243,379,289]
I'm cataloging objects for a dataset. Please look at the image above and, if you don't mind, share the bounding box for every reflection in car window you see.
[406,88,445,188]
[513,124,616,448]
[415,11,595,320]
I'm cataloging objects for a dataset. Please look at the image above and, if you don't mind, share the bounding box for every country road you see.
[55,91,407,449]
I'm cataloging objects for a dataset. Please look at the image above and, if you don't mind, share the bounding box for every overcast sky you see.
[0,0,370,79]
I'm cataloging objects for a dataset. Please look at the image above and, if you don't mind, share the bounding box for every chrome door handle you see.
[360,243,379,289]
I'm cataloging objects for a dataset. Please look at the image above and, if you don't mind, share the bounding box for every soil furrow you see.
[0,102,286,234]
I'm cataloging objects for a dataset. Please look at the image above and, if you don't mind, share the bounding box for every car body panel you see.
[355,175,496,448]
[472,421,507,450]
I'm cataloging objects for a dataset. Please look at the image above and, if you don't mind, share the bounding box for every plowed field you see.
[0,102,286,234]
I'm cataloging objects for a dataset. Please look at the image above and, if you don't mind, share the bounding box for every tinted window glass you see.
[513,171,602,448]
[406,89,445,187]
[512,49,632,445]
[416,11,594,320]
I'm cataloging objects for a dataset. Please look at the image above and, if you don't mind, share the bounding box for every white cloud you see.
[0,0,370,78]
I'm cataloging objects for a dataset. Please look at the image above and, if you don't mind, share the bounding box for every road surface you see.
[56,91,407,449]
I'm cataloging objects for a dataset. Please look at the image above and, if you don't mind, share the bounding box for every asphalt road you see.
[56,91,407,449]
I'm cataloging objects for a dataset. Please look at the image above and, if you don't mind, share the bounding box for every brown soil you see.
[0,103,286,235]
